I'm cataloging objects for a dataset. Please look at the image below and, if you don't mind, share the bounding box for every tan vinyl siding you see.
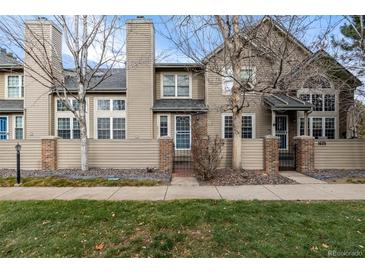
[0,74,5,99]
[24,21,62,139]
[155,70,205,100]
[58,139,159,169]
[314,139,365,169]
[220,139,264,169]
[126,21,154,139]
[0,140,41,169]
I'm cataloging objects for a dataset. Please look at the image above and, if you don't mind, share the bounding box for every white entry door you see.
[275,115,288,150]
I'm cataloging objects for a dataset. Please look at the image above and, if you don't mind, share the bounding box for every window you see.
[324,94,335,111]
[240,67,256,85]
[97,99,110,111]
[112,118,125,139]
[113,100,125,110]
[97,118,111,139]
[299,118,310,136]
[312,94,323,111]
[72,118,80,139]
[223,115,233,138]
[7,75,23,98]
[242,115,254,139]
[57,99,80,111]
[299,94,310,103]
[222,67,256,95]
[325,118,335,139]
[159,115,169,137]
[175,116,191,149]
[312,118,323,139]
[162,74,191,98]
[14,116,23,140]
[57,118,71,139]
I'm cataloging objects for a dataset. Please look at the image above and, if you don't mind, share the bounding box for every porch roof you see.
[264,94,313,111]
[0,100,24,113]
[152,99,208,112]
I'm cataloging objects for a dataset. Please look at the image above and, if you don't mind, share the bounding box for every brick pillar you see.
[264,135,279,175]
[159,137,174,173]
[294,136,314,173]
[41,136,58,170]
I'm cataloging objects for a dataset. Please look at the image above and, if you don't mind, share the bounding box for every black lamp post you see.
[15,143,21,184]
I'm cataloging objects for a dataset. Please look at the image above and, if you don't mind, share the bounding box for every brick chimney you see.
[23,18,62,139]
[126,17,155,139]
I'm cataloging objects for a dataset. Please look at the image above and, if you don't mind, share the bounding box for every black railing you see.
[173,149,193,174]
[279,145,296,170]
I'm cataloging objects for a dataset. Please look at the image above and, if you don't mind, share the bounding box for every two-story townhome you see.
[0,17,361,171]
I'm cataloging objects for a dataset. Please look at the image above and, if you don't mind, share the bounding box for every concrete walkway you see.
[279,171,325,184]
[1,183,365,201]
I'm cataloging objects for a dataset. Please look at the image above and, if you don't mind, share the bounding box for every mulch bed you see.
[305,169,365,181]
[0,168,171,183]
[200,168,297,185]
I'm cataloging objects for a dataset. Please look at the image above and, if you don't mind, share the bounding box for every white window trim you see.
[96,117,126,140]
[94,96,126,139]
[13,115,24,140]
[297,116,337,139]
[221,66,256,96]
[157,114,171,138]
[221,113,256,139]
[5,74,24,99]
[174,114,191,151]
[56,117,80,139]
[55,97,89,138]
[297,90,336,112]
[0,115,9,140]
[160,72,192,99]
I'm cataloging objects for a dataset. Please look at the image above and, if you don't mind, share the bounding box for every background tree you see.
[0,16,125,170]
[162,15,329,169]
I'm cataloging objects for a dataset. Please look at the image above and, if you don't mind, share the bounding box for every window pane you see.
[97,118,110,139]
[242,115,253,139]
[8,76,21,98]
[72,100,80,111]
[15,116,23,140]
[57,118,71,139]
[224,115,233,138]
[299,118,310,136]
[223,77,233,94]
[15,128,23,140]
[177,75,189,97]
[8,87,20,98]
[97,100,110,110]
[57,100,68,111]
[72,118,80,139]
[299,94,310,103]
[160,115,168,137]
[240,68,255,83]
[312,94,323,111]
[163,75,175,97]
[312,118,323,139]
[325,118,335,139]
[8,76,19,86]
[112,118,125,139]
[113,100,125,110]
[324,94,335,111]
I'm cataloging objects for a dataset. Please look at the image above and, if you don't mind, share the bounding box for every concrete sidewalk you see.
[1,183,365,201]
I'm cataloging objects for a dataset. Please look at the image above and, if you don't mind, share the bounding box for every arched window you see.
[303,75,332,89]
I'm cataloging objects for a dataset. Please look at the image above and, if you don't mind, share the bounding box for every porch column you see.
[264,135,279,175]
[304,111,309,136]
[294,136,314,173]
[271,110,276,136]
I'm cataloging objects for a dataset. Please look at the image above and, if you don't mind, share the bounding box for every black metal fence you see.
[173,149,193,174]
[279,144,296,170]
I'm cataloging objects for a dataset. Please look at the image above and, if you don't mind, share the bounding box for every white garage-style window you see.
[95,97,126,139]
[222,113,256,139]
[161,73,192,98]
[6,75,24,99]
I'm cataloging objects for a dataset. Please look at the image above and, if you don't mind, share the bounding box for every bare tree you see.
[0,16,125,170]
[161,15,331,169]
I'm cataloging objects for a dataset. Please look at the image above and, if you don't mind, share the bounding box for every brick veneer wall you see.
[159,137,174,173]
[41,136,58,170]
[263,135,279,175]
[295,136,314,173]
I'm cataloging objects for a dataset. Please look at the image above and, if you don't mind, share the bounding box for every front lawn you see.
[0,177,162,187]
[0,200,364,257]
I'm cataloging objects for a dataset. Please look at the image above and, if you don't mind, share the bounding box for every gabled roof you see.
[264,94,313,111]
[64,68,126,91]
[155,63,202,69]
[0,48,22,69]
[0,99,24,113]
[152,99,208,112]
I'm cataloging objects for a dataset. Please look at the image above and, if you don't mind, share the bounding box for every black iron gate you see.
[279,144,296,170]
[173,149,193,174]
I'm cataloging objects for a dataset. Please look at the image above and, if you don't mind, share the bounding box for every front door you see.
[275,115,288,150]
[0,116,8,140]
[175,115,191,150]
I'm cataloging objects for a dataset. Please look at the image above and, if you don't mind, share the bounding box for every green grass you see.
[0,200,364,257]
[0,177,162,187]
